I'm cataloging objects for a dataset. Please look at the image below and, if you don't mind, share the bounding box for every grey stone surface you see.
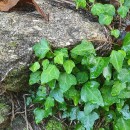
[0,0,111,90]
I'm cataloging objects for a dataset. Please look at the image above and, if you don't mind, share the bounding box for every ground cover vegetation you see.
[28,0,130,129]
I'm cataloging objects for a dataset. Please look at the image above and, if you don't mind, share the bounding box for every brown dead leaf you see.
[0,0,48,20]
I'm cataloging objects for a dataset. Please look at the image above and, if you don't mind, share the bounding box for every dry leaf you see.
[0,0,48,20]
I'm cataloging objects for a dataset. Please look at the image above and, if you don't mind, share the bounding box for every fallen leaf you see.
[0,0,48,20]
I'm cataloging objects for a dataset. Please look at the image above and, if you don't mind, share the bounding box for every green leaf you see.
[101,85,120,107]
[77,111,99,130]
[111,29,120,38]
[103,65,112,81]
[29,62,40,72]
[42,59,49,70]
[121,105,130,120]
[99,14,113,25]
[122,33,130,55]
[33,39,50,59]
[75,0,86,9]
[76,71,88,84]
[54,52,64,65]
[45,97,54,110]
[111,81,126,96]
[58,73,77,93]
[124,0,130,8]
[41,64,60,84]
[29,71,41,85]
[71,40,95,56]
[65,86,80,106]
[91,3,104,16]
[54,48,68,58]
[34,86,46,102]
[118,69,130,83]
[75,123,85,130]
[89,0,94,3]
[117,6,129,18]
[114,118,130,130]
[34,108,52,124]
[50,88,64,103]
[47,80,56,89]
[110,50,125,72]
[118,89,130,99]
[84,103,99,115]
[89,57,109,79]
[63,60,75,74]
[104,4,115,16]
[81,81,104,106]
[70,107,79,120]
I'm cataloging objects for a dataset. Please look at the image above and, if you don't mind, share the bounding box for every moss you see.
[3,66,29,92]
[0,103,10,129]
[46,119,66,130]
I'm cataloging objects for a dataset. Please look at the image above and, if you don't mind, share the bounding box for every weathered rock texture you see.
[0,0,111,91]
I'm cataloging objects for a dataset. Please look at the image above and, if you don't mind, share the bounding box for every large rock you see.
[0,0,111,91]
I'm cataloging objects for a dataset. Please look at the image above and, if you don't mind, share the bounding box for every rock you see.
[0,0,111,91]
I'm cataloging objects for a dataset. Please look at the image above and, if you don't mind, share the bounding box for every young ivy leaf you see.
[81,81,104,106]
[91,3,104,16]
[41,64,60,84]
[33,39,50,59]
[99,14,113,25]
[54,52,64,65]
[111,81,126,96]
[111,29,120,38]
[110,50,125,72]
[104,4,115,16]
[29,71,41,85]
[103,65,112,81]
[45,97,54,110]
[58,73,77,93]
[117,6,129,18]
[42,59,49,70]
[63,60,75,74]
[75,0,86,9]
[71,40,95,56]
[29,62,40,72]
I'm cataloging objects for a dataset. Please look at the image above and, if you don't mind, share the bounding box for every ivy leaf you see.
[76,71,88,84]
[50,88,64,103]
[99,14,113,25]
[111,29,120,38]
[103,65,112,81]
[124,0,130,8]
[84,103,99,115]
[65,86,80,106]
[63,60,75,74]
[118,89,130,99]
[122,33,130,55]
[54,48,69,58]
[75,0,86,9]
[42,59,49,70]
[58,73,77,93]
[91,3,104,16]
[71,40,95,56]
[45,97,54,110]
[117,6,129,18]
[118,69,130,83]
[114,118,130,130]
[54,52,64,65]
[77,111,99,130]
[110,50,125,72]
[29,71,41,85]
[89,57,109,79]
[111,81,126,96]
[101,85,120,107]
[41,64,60,84]
[121,105,130,120]
[29,62,40,72]
[104,4,115,16]
[33,39,50,59]
[81,81,104,106]
[34,108,52,124]
[69,107,79,120]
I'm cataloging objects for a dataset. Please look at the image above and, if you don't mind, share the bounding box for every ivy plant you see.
[29,33,130,129]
